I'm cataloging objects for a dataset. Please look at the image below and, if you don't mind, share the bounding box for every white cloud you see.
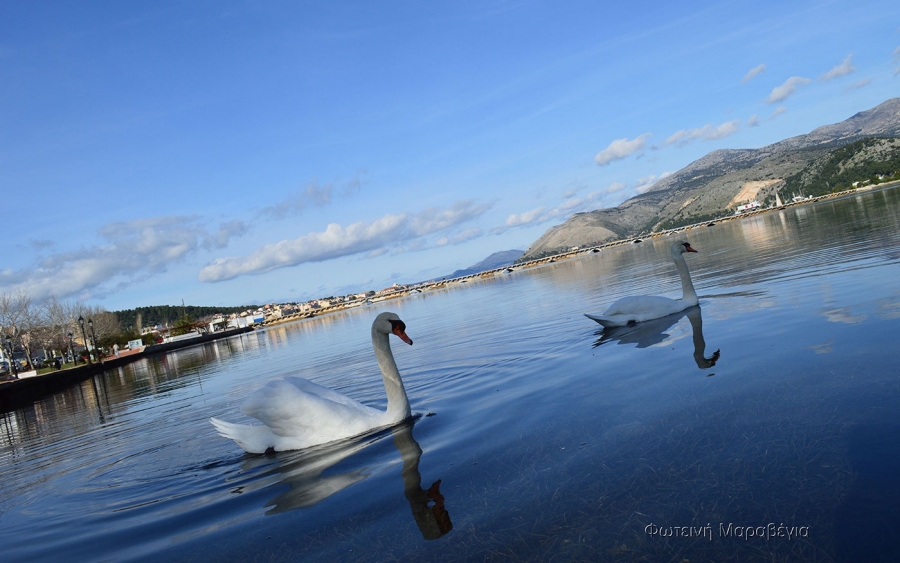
[27,239,54,251]
[259,173,366,219]
[365,248,390,259]
[747,114,760,127]
[894,46,900,61]
[199,200,489,282]
[436,228,483,247]
[770,106,787,119]
[594,133,651,166]
[634,172,672,194]
[212,220,250,247]
[201,216,406,282]
[742,64,766,83]
[407,201,490,236]
[496,190,606,233]
[844,78,872,92]
[820,54,855,81]
[704,120,740,139]
[503,206,551,228]
[766,76,811,103]
[664,120,740,147]
[0,216,247,301]
[500,175,673,229]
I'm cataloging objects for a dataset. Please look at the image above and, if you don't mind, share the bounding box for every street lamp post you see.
[4,334,18,379]
[88,318,101,364]
[78,315,91,365]
[67,332,74,366]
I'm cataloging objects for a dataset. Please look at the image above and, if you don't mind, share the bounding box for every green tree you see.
[171,314,196,336]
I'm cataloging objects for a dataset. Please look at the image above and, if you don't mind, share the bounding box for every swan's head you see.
[672,241,698,255]
[374,312,413,345]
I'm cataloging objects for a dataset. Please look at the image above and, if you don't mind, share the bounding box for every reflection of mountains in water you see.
[593,306,720,370]
[230,418,452,540]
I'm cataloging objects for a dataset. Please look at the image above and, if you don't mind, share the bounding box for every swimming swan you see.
[211,312,414,453]
[585,241,699,328]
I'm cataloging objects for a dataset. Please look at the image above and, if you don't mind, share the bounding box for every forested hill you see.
[114,305,255,329]
[781,137,900,196]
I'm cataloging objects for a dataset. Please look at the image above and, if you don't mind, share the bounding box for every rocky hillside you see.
[522,98,900,260]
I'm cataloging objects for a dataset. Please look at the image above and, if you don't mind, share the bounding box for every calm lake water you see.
[3,186,900,562]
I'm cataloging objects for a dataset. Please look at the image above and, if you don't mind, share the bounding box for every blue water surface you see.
[2,185,900,562]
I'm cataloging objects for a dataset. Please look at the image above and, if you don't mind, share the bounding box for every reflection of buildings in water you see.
[6,334,258,446]
[264,326,290,350]
[777,209,790,233]
[0,373,111,451]
[235,419,451,539]
[593,305,719,370]
[738,215,776,247]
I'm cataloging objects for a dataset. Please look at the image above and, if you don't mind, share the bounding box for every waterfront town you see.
[1,180,894,385]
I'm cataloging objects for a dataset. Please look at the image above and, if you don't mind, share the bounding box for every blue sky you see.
[3,0,899,310]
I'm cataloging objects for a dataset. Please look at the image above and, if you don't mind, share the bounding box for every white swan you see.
[585,241,699,328]
[211,312,414,454]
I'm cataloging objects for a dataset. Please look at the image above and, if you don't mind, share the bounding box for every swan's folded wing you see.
[281,376,363,408]
[585,313,618,328]
[241,378,378,439]
[603,295,681,316]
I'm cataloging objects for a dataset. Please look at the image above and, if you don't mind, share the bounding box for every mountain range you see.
[521,98,900,260]
[442,250,524,279]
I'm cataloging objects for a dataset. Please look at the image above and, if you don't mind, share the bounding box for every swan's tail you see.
[584,313,619,328]
[210,417,274,454]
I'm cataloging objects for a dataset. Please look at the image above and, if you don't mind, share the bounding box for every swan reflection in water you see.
[593,305,720,370]
[231,418,452,539]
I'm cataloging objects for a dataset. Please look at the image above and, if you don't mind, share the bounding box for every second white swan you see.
[585,241,699,328]
[211,311,414,453]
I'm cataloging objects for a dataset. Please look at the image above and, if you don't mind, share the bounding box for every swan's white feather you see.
[211,312,411,454]
[586,241,699,328]
[241,378,385,446]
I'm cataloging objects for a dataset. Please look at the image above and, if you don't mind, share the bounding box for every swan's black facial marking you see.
[389,319,413,345]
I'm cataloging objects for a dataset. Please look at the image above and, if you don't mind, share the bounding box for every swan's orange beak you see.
[685,244,697,253]
[393,326,413,345]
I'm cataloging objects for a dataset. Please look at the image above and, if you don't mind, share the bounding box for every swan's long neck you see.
[673,252,699,306]
[372,329,411,421]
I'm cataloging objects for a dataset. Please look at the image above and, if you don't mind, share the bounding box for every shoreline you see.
[263,182,900,328]
[3,182,897,410]
[0,326,254,413]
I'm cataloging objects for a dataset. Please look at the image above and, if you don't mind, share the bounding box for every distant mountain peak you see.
[441,250,524,279]
[521,98,900,260]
